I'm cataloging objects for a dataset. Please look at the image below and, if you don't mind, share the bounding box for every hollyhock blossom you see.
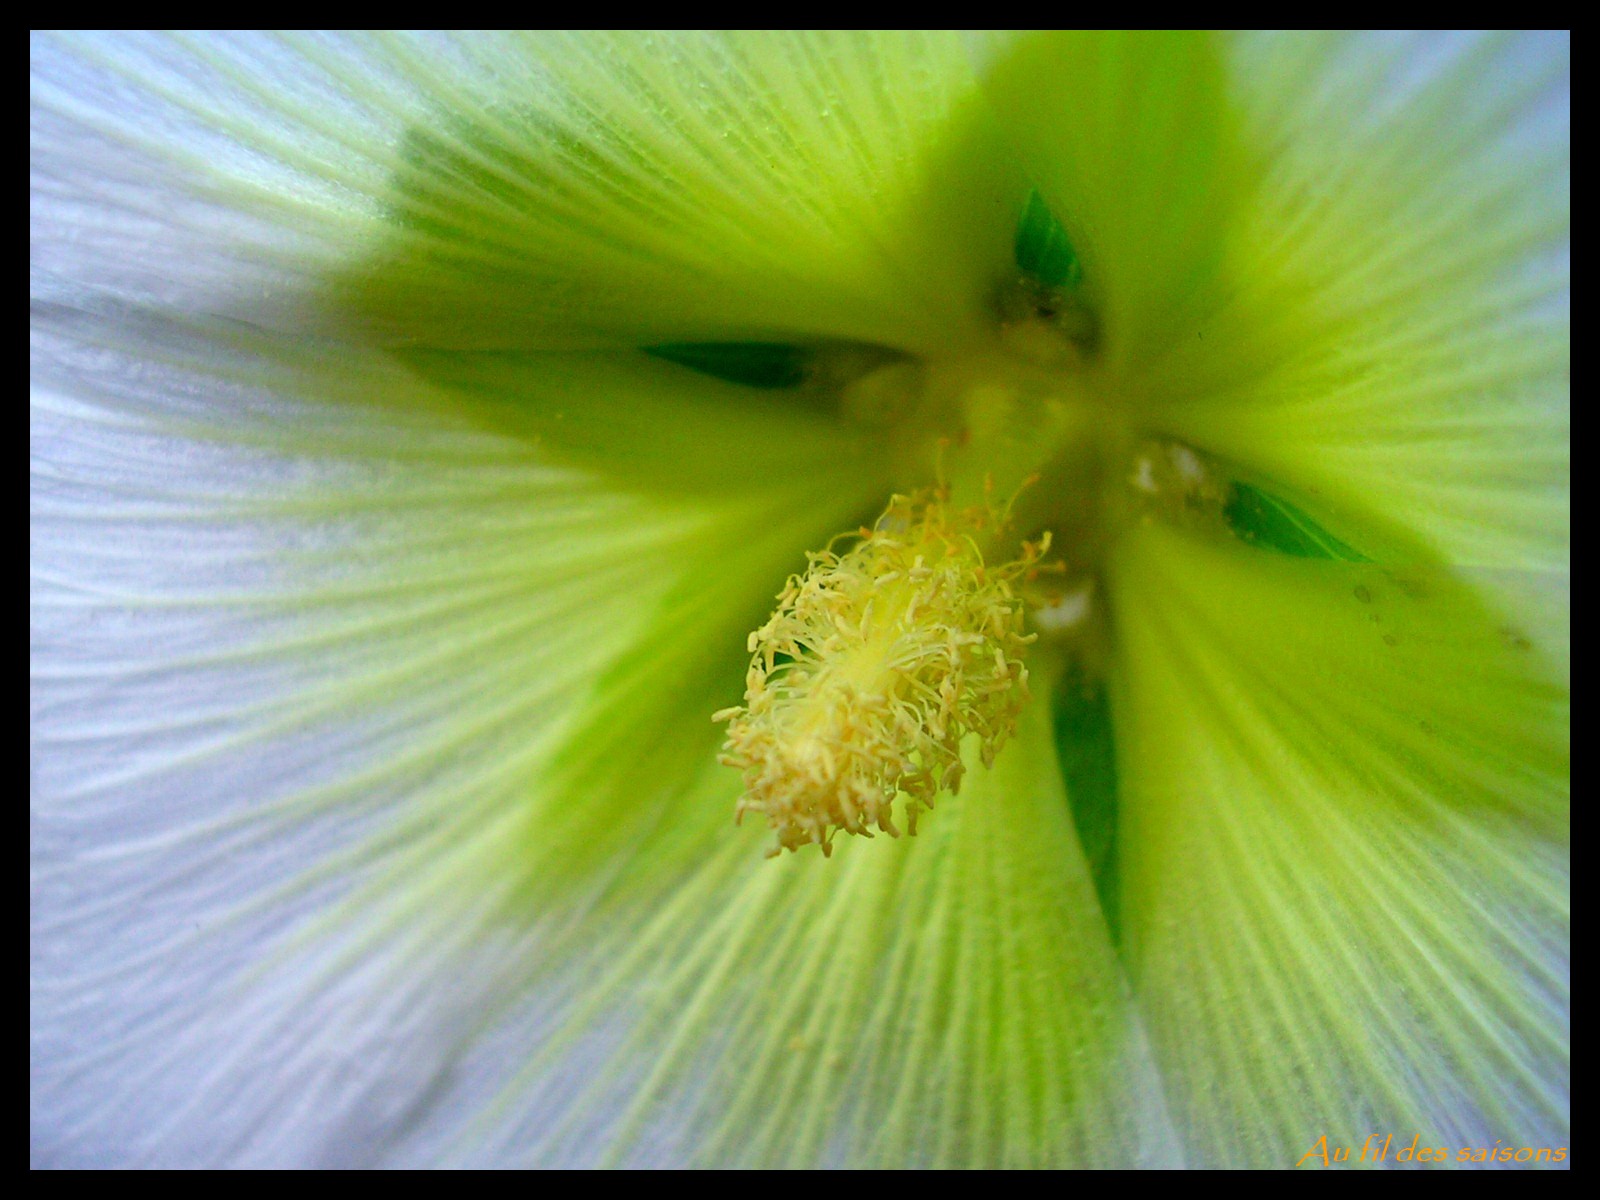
[31,31,1568,1167]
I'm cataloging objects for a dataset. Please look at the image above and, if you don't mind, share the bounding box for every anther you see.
[715,488,1048,857]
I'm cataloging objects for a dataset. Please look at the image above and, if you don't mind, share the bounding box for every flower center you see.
[714,191,1241,856]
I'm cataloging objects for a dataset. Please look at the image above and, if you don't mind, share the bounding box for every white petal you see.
[31,310,887,1166]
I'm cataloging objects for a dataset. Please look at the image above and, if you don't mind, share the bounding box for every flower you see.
[31,31,1568,1168]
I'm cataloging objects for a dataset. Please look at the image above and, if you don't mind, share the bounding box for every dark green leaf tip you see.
[1014,190,1083,289]
[646,342,811,390]
[1223,482,1370,561]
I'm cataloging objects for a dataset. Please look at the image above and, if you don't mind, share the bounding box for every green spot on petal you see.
[1014,189,1083,289]
[1223,481,1369,561]
[646,342,811,389]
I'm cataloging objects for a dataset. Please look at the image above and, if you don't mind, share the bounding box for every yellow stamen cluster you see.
[715,489,1048,857]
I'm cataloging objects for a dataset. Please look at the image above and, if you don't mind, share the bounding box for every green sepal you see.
[1223,481,1369,561]
[646,342,811,389]
[1051,666,1121,945]
[1014,190,1083,288]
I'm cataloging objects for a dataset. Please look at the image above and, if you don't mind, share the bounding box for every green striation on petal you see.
[1108,521,1567,1166]
[379,346,886,493]
[455,699,1178,1167]
[337,32,1026,355]
[972,32,1242,376]
[975,32,1568,574]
